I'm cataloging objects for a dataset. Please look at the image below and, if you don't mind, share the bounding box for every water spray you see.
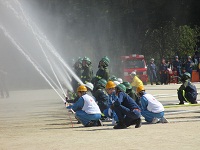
[0,25,66,103]
[14,0,83,86]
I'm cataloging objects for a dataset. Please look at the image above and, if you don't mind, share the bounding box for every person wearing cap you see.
[147,58,159,85]
[136,86,168,124]
[172,56,182,78]
[159,58,168,85]
[177,72,198,105]
[111,83,142,129]
[93,79,109,112]
[66,85,102,127]
[183,56,194,77]
[130,71,143,90]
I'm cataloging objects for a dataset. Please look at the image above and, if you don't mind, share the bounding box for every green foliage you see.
[144,22,200,62]
[177,25,200,56]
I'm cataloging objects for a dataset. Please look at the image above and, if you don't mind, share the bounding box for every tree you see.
[143,21,179,61]
[177,25,200,56]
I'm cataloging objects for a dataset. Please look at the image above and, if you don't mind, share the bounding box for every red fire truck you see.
[121,54,148,84]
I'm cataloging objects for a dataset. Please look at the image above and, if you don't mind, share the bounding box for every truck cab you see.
[121,54,148,84]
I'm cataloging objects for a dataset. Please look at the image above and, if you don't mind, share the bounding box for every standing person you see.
[177,72,198,105]
[147,58,159,85]
[136,86,168,124]
[66,85,102,127]
[159,58,168,85]
[130,71,143,90]
[172,56,182,78]
[0,67,9,98]
[112,83,142,129]
[81,57,93,84]
[96,56,110,81]
[183,56,194,77]
[92,56,110,91]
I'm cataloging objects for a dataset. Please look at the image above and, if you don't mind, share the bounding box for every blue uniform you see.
[67,95,101,126]
[139,92,164,122]
[159,63,168,84]
[172,60,182,77]
[103,92,119,121]
[147,62,158,85]
[184,60,193,76]
[113,92,141,127]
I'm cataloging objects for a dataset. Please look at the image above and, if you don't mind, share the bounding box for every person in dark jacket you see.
[122,81,140,105]
[111,83,142,129]
[93,79,108,112]
[81,57,93,84]
[147,58,159,85]
[172,56,182,78]
[177,72,198,105]
[159,58,168,85]
[92,56,110,91]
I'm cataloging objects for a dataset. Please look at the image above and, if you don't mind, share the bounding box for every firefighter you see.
[147,58,159,85]
[81,56,93,84]
[71,57,82,94]
[93,79,109,112]
[159,58,168,85]
[96,56,110,81]
[136,86,168,124]
[177,72,198,105]
[92,56,110,92]
[66,85,103,127]
[112,83,142,129]
[130,71,143,90]
[122,81,140,105]
[109,75,118,82]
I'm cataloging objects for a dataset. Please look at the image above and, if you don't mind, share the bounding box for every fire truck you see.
[121,54,148,84]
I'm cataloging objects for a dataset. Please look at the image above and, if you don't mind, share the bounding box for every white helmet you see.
[85,82,94,91]
[117,78,123,83]
[114,81,120,86]
[130,71,136,76]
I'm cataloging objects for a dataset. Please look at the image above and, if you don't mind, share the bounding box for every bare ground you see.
[0,84,200,150]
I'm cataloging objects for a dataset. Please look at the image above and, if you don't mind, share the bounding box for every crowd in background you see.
[147,51,200,85]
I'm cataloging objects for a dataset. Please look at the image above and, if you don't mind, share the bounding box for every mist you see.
[1,0,200,92]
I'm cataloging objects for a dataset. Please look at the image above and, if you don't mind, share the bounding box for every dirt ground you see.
[1,83,200,150]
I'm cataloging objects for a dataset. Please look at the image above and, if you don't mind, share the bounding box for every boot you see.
[178,100,184,105]
[95,119,104,126]
[135,118,142,128]
[113,121,127,129]
[156,82,160,85]
[85,121,95,127]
